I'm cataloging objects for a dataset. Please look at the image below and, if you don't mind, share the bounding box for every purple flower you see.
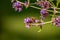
[52,16,60,27]
[24,17,31,29]
[35,20,40,23]
[40,1,51,9]
[40,9,48,17]
[24,17,30,23]
[12,1,23,12]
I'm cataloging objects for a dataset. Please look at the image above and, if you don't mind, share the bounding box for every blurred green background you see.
[1,0,60,40]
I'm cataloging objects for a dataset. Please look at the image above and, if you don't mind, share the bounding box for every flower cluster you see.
[11,0,29,12]
[36,0,51,9]
[52,16,60,27]
[40,1,51,9]
[11,0,60,32]
[12,1,23,12]
[24,17,42,29]
[36,0,51,20]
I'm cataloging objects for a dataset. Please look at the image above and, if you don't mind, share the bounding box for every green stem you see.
[28,0,30,4]
[51,7,57,20]
[30,6,53,12]
[51,7,60,9]
[56,2,59,7]
[30,6,60,13]
[30,6,41,9]
[30,21,52,26]
[49,0,55,7]
[42,21,52,25]
[17,1,24,4]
